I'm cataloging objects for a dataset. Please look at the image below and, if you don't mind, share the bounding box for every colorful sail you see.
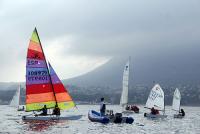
[26,28,56,111]
[48,62,75,110]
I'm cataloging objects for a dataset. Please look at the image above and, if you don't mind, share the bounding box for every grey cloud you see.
[0,0,200,81]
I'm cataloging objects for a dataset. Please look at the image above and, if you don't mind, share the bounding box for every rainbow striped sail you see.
[49,63,75,110]
[26,28,75,111]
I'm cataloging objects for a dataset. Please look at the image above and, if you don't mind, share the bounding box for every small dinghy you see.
[173,114,184,118]
[144,113,167,119]
[172,88,185,118]
[88,110,134,124]
[10,85,25,111]
[144,84,167,119]
[109,113,134,124]
[88,110,110,124]
[120,58,139,114]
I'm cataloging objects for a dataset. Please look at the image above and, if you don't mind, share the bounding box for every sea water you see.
[0,105,199,134]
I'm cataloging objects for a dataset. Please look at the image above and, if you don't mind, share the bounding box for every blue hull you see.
[88,110,134,124]
[88,110,109,124]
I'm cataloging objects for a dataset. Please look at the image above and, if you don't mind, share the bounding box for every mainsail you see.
[172,88,181,112]
[10,85,21,107]
[48,63,75,110]
[145,84,165,111]
[26,28,56,111]
[120,58,130,108]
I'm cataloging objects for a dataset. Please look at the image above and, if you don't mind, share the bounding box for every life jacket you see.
[100,103,106,113]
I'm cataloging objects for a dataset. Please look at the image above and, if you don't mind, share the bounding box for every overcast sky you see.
[0,0,200,82]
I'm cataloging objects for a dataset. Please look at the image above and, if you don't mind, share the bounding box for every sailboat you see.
[10,85,24,111]
[22,28,77,121]
[172,88,184,118]
[144,84,167,119]
[120,58,139,114]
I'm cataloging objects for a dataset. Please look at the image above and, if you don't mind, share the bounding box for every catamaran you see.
[144,84,167,119]
[22,28,77,121]
[172,88,184,118]
[120,58,139,114]
[10,85,24,111]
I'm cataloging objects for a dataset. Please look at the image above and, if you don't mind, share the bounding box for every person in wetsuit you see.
[100,97,106,116]
[179,109,185,116]
[52,104,60,116]
[39,105,47,116]
[151,107,159,115]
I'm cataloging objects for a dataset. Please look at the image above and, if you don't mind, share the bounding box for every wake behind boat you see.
[144,84,167,119]
[22,28,78,121]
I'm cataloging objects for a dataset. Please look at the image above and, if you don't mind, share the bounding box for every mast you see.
[18,85,21,108]
[164,90,165,115]
[127,56,131,105]
[179,89,181,112]
[34,28,58,105]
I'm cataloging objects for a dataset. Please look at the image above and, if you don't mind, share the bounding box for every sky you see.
[0,0,200,82]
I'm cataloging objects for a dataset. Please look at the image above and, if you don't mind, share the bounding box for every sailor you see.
[100,97,106,116]
[40,105,48,116]
[126,105,130,110]
[151,107,159,115]
[179,109,185,116]
[22,106,25,111]
[131,105,139,113]
[52,104,60,116]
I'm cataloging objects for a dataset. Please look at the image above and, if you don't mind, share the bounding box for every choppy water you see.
[0,105,199,134]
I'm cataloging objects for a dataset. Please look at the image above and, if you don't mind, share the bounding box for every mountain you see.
[64,47,200,87]
[1,45,200,105]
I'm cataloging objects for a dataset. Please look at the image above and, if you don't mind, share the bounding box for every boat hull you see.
[17,108,24,111]
[22,115,82,121]
[88,110,134,124]
[174,114,184,118]
[144,113,167,119]
[88,110,110,124]
[122,110,139,114]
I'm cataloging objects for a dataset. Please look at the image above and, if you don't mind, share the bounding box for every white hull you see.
[122,110,139,114]
[144,113,167,119]
[122,110,134,114]
[22,115,82,121]
[174,114,184,118]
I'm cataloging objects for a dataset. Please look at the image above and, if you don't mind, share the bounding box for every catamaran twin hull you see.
[22,115,82,121]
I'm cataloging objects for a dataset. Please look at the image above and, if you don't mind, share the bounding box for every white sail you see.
[172,88,181,112]
[145,84,165,111]
[10,85,21,107]
[120,59,130,108]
